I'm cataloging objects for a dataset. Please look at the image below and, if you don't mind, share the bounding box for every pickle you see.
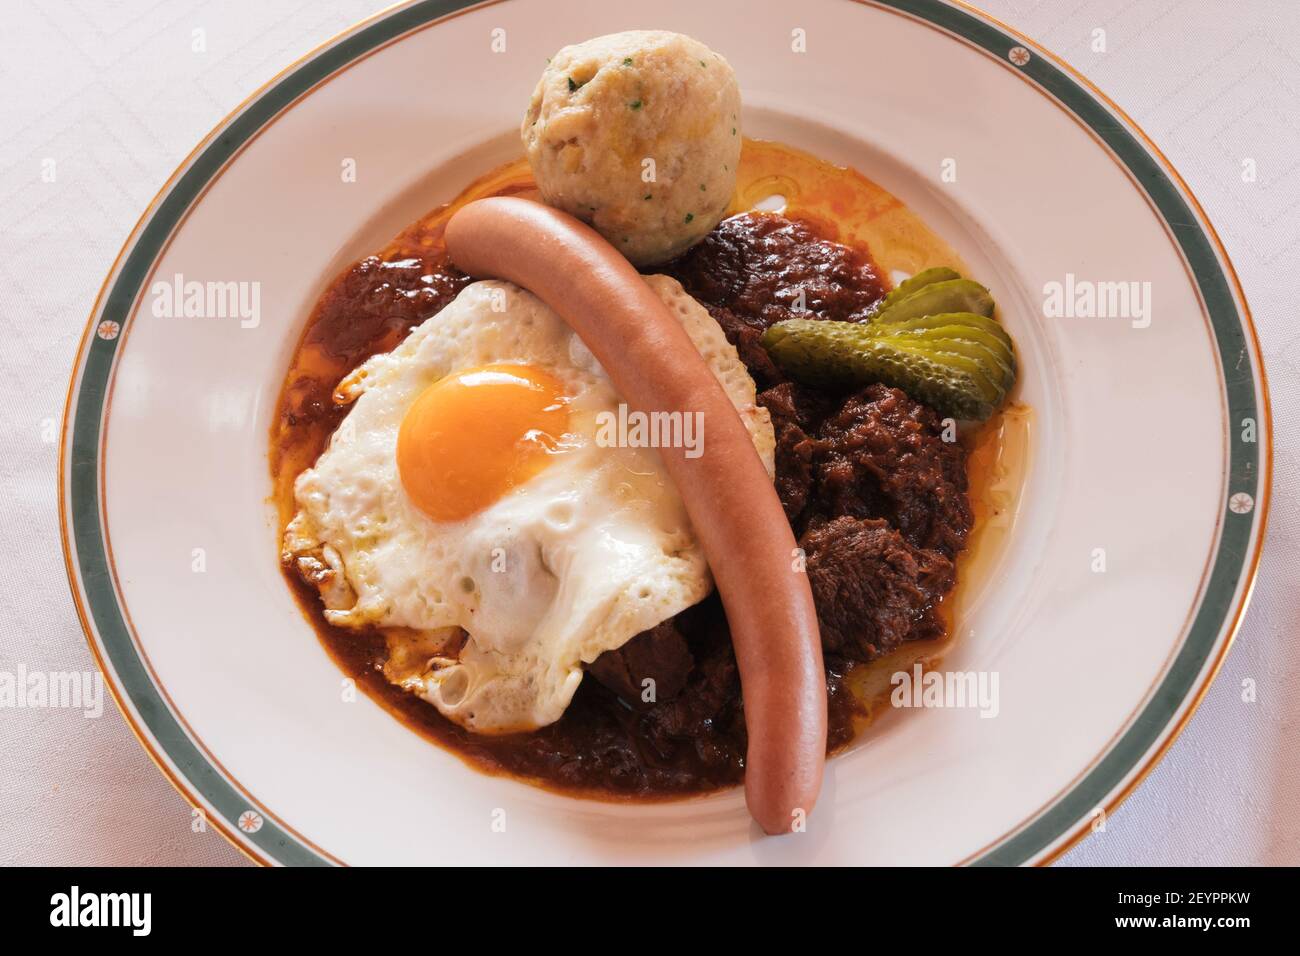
[878,311,1015,353]
[761,316,1015,421]
[880,339,1006,413]
[872,278,994,325]
[873,267,961,314]
[897,333,1014,387]
[763,264,1017,420]
[883,316,1016,382]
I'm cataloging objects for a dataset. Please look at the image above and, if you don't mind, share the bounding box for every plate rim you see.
[58,0,1272,867]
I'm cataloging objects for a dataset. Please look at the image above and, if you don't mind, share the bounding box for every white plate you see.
[60,0,1269,866]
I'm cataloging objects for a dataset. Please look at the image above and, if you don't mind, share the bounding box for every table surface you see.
[1,0,1294,867]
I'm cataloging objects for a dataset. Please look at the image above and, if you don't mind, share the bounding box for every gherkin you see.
[762,267,1018,421]
[876,311,1014,354]
[871,266,961,314]
[872,277,994,326]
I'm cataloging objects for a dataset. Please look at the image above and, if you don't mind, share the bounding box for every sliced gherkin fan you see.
[761,312,1017,421]
[762,266,1018,420]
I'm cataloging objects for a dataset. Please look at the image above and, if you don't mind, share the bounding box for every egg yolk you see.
[397,363,570,522]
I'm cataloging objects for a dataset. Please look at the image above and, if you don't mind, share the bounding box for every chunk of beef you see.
[756,382,832,525]
[812,384,972,558]
[639,619,746,775]
[801,515,954,661]
[306,254,470,363]
[758,380,832,433]
[586,620,694,710]
[769,419,815,524]
[708,309,788,390]
[664,212,887,388]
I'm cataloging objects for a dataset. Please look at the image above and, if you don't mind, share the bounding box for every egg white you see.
[283,276,773,732]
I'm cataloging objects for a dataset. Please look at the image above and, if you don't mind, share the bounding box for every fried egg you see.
[283,276,773,733]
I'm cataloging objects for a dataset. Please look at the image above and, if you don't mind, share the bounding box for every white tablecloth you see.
[1,0,1293,866]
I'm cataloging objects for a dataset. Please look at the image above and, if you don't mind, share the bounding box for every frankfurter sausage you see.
[445,197,827,834]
